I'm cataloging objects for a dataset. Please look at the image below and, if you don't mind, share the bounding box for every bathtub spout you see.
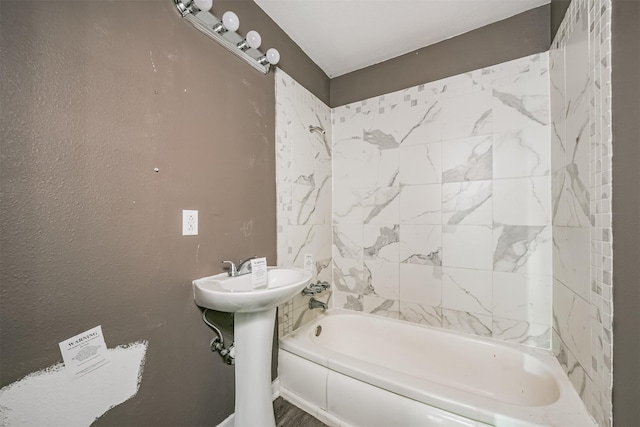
[308,297,327,310]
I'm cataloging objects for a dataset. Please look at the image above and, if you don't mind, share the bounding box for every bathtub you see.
[278,309,595,427]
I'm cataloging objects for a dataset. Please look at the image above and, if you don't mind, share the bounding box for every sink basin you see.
[193,267,312,313]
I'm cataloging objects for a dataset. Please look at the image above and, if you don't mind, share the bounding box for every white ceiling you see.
[254,0,550,78]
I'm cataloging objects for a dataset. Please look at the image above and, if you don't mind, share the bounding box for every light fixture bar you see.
[173,0,272,74]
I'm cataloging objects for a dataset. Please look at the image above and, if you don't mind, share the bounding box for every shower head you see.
[309,125,326,135]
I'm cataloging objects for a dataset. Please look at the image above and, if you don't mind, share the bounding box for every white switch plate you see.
[182,210,198,236]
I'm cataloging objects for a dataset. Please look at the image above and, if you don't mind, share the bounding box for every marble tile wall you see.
[550,0,613,425]
[331,52,553,349]
[275,69,332,338]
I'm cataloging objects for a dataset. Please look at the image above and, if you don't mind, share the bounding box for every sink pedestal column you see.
[233,307,277,427]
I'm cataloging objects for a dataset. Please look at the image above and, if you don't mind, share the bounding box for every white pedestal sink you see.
[193,267,312,427]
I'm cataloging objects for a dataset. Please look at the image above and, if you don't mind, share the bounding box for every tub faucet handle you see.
[302,280,331,296]
[317,281,330,290]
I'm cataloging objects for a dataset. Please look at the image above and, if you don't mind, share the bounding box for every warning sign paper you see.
[58,325,110,380]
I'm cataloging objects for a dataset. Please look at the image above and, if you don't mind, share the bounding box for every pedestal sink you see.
[193,267,312,427]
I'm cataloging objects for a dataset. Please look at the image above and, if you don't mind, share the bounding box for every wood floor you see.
[274,397,328,427]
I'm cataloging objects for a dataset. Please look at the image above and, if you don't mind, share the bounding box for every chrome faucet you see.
[308,297,327,310]
[222,256,257,277]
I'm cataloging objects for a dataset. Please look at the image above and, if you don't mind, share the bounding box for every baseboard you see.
[272,377,281,400]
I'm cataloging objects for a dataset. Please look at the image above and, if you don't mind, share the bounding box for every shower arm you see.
[309,125,326,135]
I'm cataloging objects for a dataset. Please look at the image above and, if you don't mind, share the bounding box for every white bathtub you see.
[278,309,595,427]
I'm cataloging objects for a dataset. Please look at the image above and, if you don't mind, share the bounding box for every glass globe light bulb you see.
[222,11,240,32]
[266,48,280,65]
[246,30,262,49]
[193,0,212,12]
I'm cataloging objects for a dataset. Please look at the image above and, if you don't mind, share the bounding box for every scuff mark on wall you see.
[249,100,263,117]
[149,51,157,73]
[0,341,148,427]
[241,219,253,238]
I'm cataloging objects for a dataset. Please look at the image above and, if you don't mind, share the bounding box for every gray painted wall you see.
[611,1,640,424]
[551,0,572,39]
[0,1,327,425]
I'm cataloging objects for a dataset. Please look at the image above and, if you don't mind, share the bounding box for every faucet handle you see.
[222,261,237,277]
[301,281,331,296]
[317,281,330,290]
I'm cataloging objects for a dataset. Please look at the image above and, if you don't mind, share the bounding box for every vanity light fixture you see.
[173,0,280,74]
